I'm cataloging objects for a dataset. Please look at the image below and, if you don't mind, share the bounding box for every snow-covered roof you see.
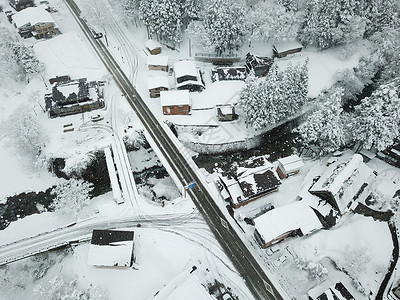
[220,175,245,204]
[145,39,161,51]
[273,40,303,52]
[220,157,280,205]
[57,82,79,99]
[216,105,234,115]
[88,230,134,267]
[160,90,190,106]
[254,201,322,245]
[147,76,169,90]
[176,80,204,89]
[309,154,375,213]
[174,60,198,79]
[278,154,304,174]
[147,55,168,66]
[308,274,360,300]
[12,7,55,28]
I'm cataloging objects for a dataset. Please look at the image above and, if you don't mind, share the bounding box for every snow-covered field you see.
[0,0,399,299]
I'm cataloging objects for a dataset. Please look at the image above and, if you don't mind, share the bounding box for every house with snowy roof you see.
[254,201,322,248]
[45,78,105,118]
[160,90,191,115]
[309,154,376,214]
[145,39,162,55]
[308,275,360,300]
[272,40,303,58]
[147,55,168,72]
[276,154,304,179]
[220,157,281,208]
[88,229,135,267]
[9,0,34,11]
[174,60,204,92]
[148,76,169,98]
[12,6,59,39]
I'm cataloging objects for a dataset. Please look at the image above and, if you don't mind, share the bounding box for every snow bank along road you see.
[63,0,285,299]
[0,213,198,266]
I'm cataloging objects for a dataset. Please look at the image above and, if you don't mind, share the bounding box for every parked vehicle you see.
[266,244,280,256]
[274,253,288,267]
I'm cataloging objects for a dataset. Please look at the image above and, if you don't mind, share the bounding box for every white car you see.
[91,114,104,122]
[266,244,280,256]
[274,253,289,267]
[222,293,233,300]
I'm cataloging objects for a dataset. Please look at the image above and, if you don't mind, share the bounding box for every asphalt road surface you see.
[63,1,285,299]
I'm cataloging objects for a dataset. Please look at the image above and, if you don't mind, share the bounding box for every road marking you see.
[221,218,229,230]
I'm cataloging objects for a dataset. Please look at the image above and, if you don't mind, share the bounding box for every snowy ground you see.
[0,0,396,299]
[228,152,397,299]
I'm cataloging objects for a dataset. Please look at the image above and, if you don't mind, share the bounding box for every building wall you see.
[148,65,168,72]
[149,87,168,98]
[162,104,190,115]
[148,47,161,55]
[34,23,56,39]
[254,229,293,248]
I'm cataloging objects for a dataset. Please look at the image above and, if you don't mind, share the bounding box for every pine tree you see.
[11,44,44,83]
[1,104,48,160]
[299,0,366,49]
[248,0,301,43]
[139,0,182,45]
[50,179,93,218]
[203,0,247,55]
[351,78,400,150]
[299,88,345,156]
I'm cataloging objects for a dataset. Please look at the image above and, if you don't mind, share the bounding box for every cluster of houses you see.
[145,39,303,117]
[217,152,376,252]
[251,153,376,249]
[44,77,105,118]
[7,1,60,39]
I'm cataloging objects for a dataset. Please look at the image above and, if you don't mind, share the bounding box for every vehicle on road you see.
[91,114,104,122]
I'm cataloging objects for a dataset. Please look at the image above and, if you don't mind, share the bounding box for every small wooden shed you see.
[147,55,168,72]
[145,39,162,55]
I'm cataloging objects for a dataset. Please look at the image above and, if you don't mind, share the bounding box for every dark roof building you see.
[211,66,246,82]
[308,281,358,300]
[88,229,135,267]
[245,53,274,77]
[45,78,105,118]
[220,156,281,208]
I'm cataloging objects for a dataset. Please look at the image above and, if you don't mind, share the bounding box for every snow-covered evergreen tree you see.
[362,0,400,38]
[239,61,309,129]
[355,27,400,85]
[248,0,301,44]
[299,88,345,156]
[333,69,364,105]
[139,0,182,45]
[202,0,247,55]
[179,0,202,28]
[1,105,48,160]
[50,179,93,218]
[299,0,366,49]
[351,78,400,150]
[239,73,266,129]
[11,44,44,83]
